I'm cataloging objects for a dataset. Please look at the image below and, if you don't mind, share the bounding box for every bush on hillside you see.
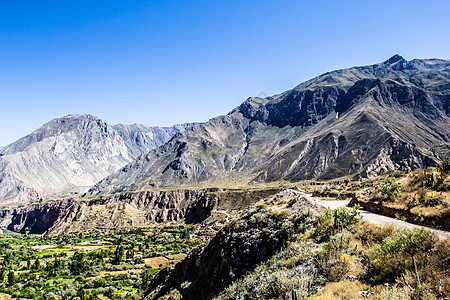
[317,233,351,281]
[365,228,435,283]
[312,206,361,241]
[378,179,402,201]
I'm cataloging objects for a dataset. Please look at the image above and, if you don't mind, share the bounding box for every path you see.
[212,210,231,222]
[315,199,450,240]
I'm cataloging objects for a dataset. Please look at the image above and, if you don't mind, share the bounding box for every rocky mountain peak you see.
[45,113,108,132]
[385,54,406,64]
[383,54,407,71]
[0,114,111,156]
[0,115,199,203]
[90,56,449,195]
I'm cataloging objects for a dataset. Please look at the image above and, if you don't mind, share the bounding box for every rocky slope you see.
[0,115,197,203]
[0,188,280,235]
[146,190,324,300]
[90,55,450,195]
[112,122,199,158]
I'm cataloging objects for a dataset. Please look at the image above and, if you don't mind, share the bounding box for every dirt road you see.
[316,199,450,240]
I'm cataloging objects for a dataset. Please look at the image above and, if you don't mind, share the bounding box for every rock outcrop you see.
[91,56,450,195]
[0,114,198,203]
[0,188,281,235]
[146,190,324,300]
[0,200,75,234]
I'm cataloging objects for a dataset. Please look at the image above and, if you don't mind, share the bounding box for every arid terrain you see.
[0,55,448,299]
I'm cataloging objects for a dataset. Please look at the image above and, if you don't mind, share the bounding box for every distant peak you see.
[59,114,100,121]
[385,54,406,64]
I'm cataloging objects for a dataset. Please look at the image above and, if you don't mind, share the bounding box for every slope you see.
[88,55,450,194]
[0,114,197,203]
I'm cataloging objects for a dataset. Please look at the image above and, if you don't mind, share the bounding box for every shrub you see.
[312,207,361,241]
[351,222,397,247]
[379,179,402,201]
[215,242,319,300]
[365,228,435,283]
[217,261,316,300]
[317,234,351,281]
[269,209,290,222]
[409,167,450,192]
[386,170,406,178]
[415,239,450,298]
[438,158,450,175]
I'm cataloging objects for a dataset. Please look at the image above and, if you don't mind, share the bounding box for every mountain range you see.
[88,55,450,195]
[0,55,448,204]
[0,115,198,203]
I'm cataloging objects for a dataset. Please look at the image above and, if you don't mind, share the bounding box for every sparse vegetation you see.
[378,179,402,201]
[1,178,449,299]
[347,167,450,230]
[214,205,448,300]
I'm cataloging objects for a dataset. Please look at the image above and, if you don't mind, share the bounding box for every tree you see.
[33,258,40,271]
[181,228,191,240]
[113,245,124,264]
[69,252,91,275]
[7,271,15,286]
[140,268,154,294]
[4,253,11,265]
[126,249,134,259]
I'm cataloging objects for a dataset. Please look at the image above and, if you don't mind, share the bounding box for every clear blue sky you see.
[1,0,449,146]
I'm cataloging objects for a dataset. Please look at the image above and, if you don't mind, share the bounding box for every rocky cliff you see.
[0,188,280,235]
[112,122,200,158]
[90,55,450,195]
[0,200,75,234]
[0,114,198,203]
[146,190,324,300]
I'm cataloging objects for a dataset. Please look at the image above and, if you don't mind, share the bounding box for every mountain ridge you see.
[0,114,199,203]
[89,55,450,195]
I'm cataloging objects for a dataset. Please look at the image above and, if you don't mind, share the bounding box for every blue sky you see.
[0,0,449,146]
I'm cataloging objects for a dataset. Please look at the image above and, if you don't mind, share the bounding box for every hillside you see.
[0,115,198,203]
[90,55,450,195]
[146,189,449,300]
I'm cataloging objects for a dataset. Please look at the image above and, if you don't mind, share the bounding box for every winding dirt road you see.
[316,199,450,240]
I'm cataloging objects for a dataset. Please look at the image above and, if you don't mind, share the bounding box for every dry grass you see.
[144,256,169,268]
[310,280,369,299]
[87,269,143,280]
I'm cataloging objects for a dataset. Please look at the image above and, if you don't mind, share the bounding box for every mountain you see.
[0,115,198,203]
[112,122,198,158]
[90,55,450,195]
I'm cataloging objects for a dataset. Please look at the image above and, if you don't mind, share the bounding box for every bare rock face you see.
[112,122,200,158]
[91,56,450,195]
[0,200,75,234]
[0,115,198,203]
[146,190,324,300]
[47,189,215,236]
[0,188,281,235]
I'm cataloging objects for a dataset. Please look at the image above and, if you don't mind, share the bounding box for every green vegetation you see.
[1,172,449,300]
[216,206,448,300]
[311,163,450,230]
[0,225,206,299]
[312,205,361,240]
[378,178,402,201]
[365,228,435,283]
